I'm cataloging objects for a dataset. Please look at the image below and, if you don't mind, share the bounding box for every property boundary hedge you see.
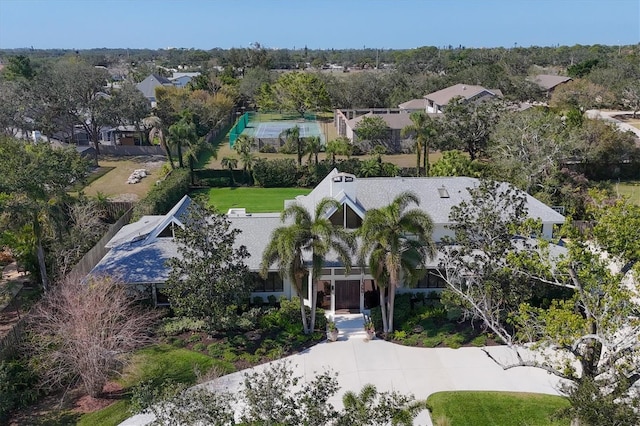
[133,168,191,219]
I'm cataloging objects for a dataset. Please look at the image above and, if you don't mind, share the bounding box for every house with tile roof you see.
[424,84,503,114]
[90,170,565,312]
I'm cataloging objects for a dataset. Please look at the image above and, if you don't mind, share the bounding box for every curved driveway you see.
[121,315,566,426]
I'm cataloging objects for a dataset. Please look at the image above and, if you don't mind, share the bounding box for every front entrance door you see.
[335,280,360,312]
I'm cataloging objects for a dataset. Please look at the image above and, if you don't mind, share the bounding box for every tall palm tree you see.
[358,191,436,333]
[306,136,322,165]
[401,112,437,177]
[168,114,197,168]
[221,156,238,186]
[261,198,354,334]
[143,115,174,169]
[280,125,304,167]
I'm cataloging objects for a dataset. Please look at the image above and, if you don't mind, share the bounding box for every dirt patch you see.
[81,155,167,201]
[72,382,125,414]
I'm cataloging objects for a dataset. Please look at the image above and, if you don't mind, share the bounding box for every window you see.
[416,270,447,289]
[158,224,173,238]
[251,272,284,292]
[329,203,362,229]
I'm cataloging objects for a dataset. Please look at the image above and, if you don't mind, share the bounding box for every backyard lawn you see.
[192,187,311,213]
[80,156,166,201]
[427,391,570,425]
[614,180,640,205]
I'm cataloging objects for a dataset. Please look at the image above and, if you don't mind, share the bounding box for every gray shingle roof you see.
[424,84,499,105]
[295,170,564,224]
[398,98,426,110]
[532,74,572,91]
[90,173,564,284]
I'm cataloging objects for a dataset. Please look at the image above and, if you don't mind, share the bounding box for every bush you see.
[443,333,465,349]
[471,335,487,347]
[0,360,39,422]
[133,168,191,219]
[192,343,206,352]
[252,158,299,187]
[187,334,202,343]
[159,317,207,336]
[259,145,277,153]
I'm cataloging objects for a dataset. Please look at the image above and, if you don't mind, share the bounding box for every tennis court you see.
[229,112,325,148]
[248,121,324,140]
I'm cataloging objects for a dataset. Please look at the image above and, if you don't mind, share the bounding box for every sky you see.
[0,0,638,50]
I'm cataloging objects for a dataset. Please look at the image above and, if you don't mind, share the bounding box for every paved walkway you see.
[585,109,640,138]
[121,313,566,426]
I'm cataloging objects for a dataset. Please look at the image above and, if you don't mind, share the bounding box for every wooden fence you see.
[69,207,134,278]
[0,314,28,360]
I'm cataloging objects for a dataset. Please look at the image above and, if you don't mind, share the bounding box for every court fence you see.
[228,111,319,148]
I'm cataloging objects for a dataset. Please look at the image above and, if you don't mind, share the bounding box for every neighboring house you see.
[170,72,201,88]
[90,171,565,313]
[334,108,439,152]
[100,125,147,146]
[398,98,427,113]
[531,74,572,97]
[136,74,173,107]
[424,84,503,113]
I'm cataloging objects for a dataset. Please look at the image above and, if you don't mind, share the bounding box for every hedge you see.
[132,168,191,219]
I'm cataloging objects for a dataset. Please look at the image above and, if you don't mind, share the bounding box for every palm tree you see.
[221,156,238,186]
[168,114,197,168]
[143,115,174,169]
[261,198,354,334]
[280,125,304,167]
[306,136,322,165]
[401,112,437,177]
[358,191,436,333]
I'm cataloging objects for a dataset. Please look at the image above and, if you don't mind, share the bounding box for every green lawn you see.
[427,391,570,426]
[77,345,220,426]
[614,180,640,205]
[192,187,311,213]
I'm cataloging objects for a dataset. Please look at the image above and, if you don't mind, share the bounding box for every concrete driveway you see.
[120,314,566,426]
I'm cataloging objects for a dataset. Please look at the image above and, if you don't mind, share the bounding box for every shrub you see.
[393,330,407,341]
[259,145,277,153]
[187,334,202,343]
[422,334,444,348]
[133,168,191,219]
[207,343,224,358]
[0,360,39,422]
[471,335,487,347]
[252,158,299,187]
[159,317,207,336]
[192,343,206,352]
[443,333,465,349]
[171,338,186,348]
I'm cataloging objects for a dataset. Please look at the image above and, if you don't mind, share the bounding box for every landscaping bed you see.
[371,293,500,349]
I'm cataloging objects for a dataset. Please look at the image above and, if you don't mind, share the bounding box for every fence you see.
[228,112,250,147]
[0,313,28,360]
[69,207,134,278]
[100,145,165,157]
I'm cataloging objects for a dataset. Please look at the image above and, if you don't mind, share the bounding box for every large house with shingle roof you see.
[424,84,503,114]
[90,169,565,312]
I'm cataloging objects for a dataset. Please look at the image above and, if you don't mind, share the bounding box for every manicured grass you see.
[193,187,311,213]
[427,391,570,426]
[77,400,130,426]
[78,345,220,426]
[614,180,640,205]
[121,344,218,387]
